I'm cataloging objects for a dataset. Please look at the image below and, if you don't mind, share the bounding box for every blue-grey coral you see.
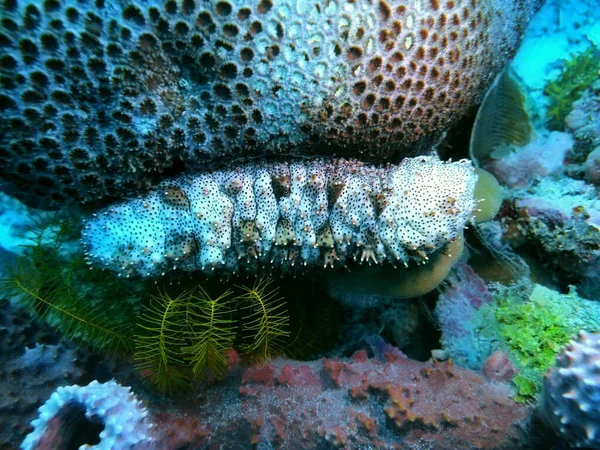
[541,331,600,450]
[0,0,542,208]
[82,156,478,278]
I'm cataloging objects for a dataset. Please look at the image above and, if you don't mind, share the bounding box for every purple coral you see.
[435,263,496,370]
[541,331,600,449]
[21,380,154,450]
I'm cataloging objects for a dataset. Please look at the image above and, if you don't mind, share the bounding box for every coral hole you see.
[57,402,105,450]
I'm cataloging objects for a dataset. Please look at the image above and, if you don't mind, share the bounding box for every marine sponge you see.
[21,380,154,450]
[82,156,478,278]
[541,331,600,449]
[0,0,542,208]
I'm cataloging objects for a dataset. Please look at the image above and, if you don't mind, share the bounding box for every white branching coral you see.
[21,380,153,450]
[82,156,478,278]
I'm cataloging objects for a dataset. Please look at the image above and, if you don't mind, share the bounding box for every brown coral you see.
[139,350,532,449]
[0,0,542,208]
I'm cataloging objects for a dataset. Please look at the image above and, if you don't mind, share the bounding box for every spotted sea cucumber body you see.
[82,156,478,278]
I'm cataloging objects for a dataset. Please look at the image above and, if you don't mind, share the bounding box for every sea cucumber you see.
[82,156,478,278]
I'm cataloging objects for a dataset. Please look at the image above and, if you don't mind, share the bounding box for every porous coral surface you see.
[82,156,477,278]
[0,0,541,208]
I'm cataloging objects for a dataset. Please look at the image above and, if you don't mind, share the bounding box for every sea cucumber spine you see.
[82,156,478,278]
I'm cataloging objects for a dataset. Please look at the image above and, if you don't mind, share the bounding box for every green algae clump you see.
[0,215,138,354]
[480,284,600,401]
[545,48,600,130]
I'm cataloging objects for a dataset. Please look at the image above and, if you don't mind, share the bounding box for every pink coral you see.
[142,351,531,449]
[485,131,572,188]
[483,351,518,382]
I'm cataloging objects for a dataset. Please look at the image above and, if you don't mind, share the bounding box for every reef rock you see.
[0,0,542,208]
[25,352,534,450]
[0,301,85,450]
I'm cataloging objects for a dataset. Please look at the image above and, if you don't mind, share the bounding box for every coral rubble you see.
[83,156,478,278]
[0,0,542,208]
[500,176,600,279]
[566,79,600,150]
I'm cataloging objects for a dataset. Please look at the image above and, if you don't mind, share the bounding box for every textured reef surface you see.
[21,353,533,450]
[3,0,600,449]
[0,0,541,207]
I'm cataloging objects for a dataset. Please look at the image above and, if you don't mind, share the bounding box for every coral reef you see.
[435,263,496,370]
[510,0,600,124]
[484,130,572,188]
[24,351,534,449]
[329,297,420,352]
[565,78,600,179]
[482,350,518,383]
[585,146,600,185]
[83,156,478,278]
[0,301,86,450]
[566,79,600,149]
[471,69,600,282]
[21,380,154,450]
[434,264,498,370]
[0,0,542,208]
[436,256,600,401]
[541,331,600,450]
[500,176,600,279]
[477,284,600,400]
[544,49,600,130]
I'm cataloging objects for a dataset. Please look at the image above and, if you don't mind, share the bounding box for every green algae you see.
[545,48,600,130]
[479,284,600,401]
